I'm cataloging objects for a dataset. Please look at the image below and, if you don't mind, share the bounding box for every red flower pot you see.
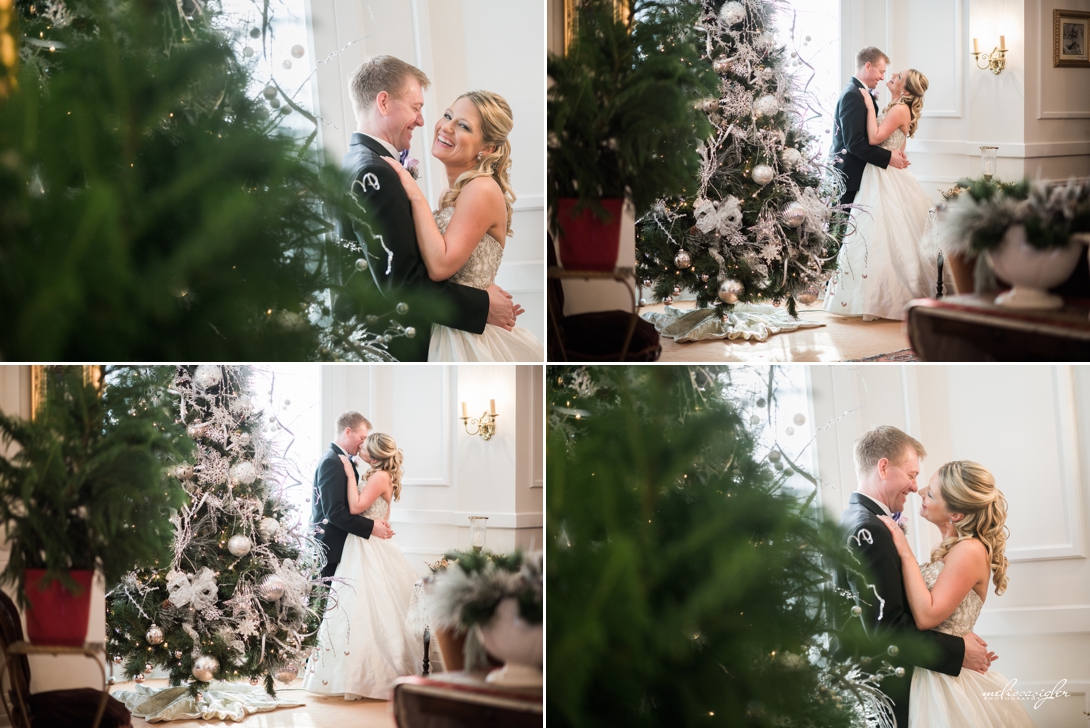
[555,198,624,271]
[24,569,94,646]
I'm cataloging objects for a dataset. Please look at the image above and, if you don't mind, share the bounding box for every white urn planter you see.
[985,225,1082,309]
[478,598,543,688]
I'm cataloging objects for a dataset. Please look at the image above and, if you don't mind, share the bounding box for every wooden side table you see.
[548,266,642,361]
[392,671,542,728]
[0,641,109,728]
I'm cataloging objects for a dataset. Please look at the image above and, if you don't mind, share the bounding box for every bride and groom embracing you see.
[302,411,429,699]
[824,46,947,322]
[836,425,1034,728]
[335,55,543,362]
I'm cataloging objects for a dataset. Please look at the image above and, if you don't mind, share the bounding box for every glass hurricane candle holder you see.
[469,516,488,552]
[980,146,999,180]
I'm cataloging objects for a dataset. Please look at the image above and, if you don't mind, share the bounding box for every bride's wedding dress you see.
[427,206,544,361]
[908,560,1035,727]
[302,497,423,700]
[823,115,940,321]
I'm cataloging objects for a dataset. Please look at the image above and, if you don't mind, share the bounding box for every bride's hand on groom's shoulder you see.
[877,515,911,557]
[381,157,423,202]
[338,454,353,474]
[859,88,874,109]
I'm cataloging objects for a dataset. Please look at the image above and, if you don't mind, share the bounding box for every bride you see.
[383,91,543,361]
[877,461,1034,727]
[302,432,424,699]
[824,69,940,321]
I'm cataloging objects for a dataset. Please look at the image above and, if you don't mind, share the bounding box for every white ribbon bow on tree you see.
[166,567,219,611]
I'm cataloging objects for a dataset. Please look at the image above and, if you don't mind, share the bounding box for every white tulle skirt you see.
[823,163,939,321]
[302,534,423,700]
[428,322,544,362]
[909,666,1037,728]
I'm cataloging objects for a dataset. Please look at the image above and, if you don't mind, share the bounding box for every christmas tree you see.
[0,0,417,361]
[547,366,908,727]
[106,365,322,696]
[635,0,843,316]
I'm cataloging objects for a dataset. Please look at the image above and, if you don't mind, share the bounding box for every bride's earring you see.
[477,152,484,160]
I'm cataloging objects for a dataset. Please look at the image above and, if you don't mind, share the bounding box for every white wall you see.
[308,0,545,344]
[810,364,1090,728]
[0,366,107,700]
[319,364,543,575]
[841,0,1090,202]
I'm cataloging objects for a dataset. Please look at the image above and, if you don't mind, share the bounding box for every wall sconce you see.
[460,400,498,441]
[972,36,1007,74]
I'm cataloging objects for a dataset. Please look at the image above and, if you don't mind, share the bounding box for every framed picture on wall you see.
[1054,9,1090,67]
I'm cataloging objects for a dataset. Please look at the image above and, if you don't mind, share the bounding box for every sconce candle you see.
[460,402,498,441]
[972,37,1008,74]
[973,37,979,53]
[999,35,1006,50]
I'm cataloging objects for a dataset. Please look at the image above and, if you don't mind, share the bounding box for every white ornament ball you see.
[796,287,820,305]
[268,97,281,109]
[227,534,252,557]
[793,413,807,426]
[229,461,258,485]
[719,1,745,25]
[261,575,286,601]
[262,85,278,100]
[135,673,145,683]
[751,164,775,185]
[193,365,222,389]
[354,258,368,272]
[674,250,692,269]
[753,94,779,117]
[275,664,299,683]
[781,147,802,169]
[257,517,280,542]
[282,60,292,70]
[663,296,674,306]
[405,327,416,338]
[192,655,219,682]
[146,624,164,645]
[718,279,743,304]
[783,202,807,228]
[249,676,260,686]
[396,302,410,315]
[290,44,305,59]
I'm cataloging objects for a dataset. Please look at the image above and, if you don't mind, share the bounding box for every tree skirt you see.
[642,304,824,343]
[113,681,305,722]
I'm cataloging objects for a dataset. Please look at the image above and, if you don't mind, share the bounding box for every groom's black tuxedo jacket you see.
[835,492,965,728]
[335,133,489,361]
[312,443,374,575]
[831,78,892,196]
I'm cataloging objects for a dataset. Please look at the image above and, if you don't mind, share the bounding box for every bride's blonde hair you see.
[882,68,928,138]
[363,432,404,501]
[438,90,516,237]
[929,460,1009,596]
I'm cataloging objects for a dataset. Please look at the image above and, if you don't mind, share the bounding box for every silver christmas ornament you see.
[229,461,258,485]
[175,464,194,481]
[673,286,681,296]
[175,650,183,659]
[146,624,164,645]
[260,574,286,601]
[396,302,409,315]
[674,250,692,269]
[275,664,299,683]
[113,655,122,664]
[768,450,782,463]
[354,258,368,272]
[663,296,673,306]
[751,164,775,185]
[887,645,900,657]
[713,57,732,74]
[249,676,260,686]
[290,44,305,58]
[193,365,222,389]
[243,46,254,58]
[404,327,416,338]
[782,202,807,228]
[700,97,720,114]
[781,147,802,169]
[192,655,219,682]
[894,667,906,678]
[135,673,145,683]
[257,517,280,542]
[227,534,252,558]
[796,287,819,305]
[268,97,281,109]
[749,415,760,426]
[145,663,153,673]
[753,95,779,117]
[786,427,795,436]
[793,413,807,426]
[851,605,862,616]
[282,60,292,70]
[262,85,278,100]
[718,279,743,303]
[719,1,745,25]
[250,27,261,38]
[701,274,709,282]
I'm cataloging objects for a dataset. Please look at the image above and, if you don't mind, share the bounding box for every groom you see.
[831,46,910,206]
[312,411,392,581]
[335,55,519,361]
[835,426,996,728]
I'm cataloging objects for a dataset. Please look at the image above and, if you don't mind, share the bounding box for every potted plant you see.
[547,0,714,271]
[0,366,188,645]
[940,177,1090,308]
[428,549,543,685]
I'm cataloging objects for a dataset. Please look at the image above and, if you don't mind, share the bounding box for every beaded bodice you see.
[877,111,906,151]
[435,206,504,290]
[357,473,390,521]
[920,560,983,637]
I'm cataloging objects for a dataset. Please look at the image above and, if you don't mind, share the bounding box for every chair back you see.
[0,590,31,728]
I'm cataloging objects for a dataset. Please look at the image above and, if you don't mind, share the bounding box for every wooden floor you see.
[115,679,395,728]
[644,300,909,362]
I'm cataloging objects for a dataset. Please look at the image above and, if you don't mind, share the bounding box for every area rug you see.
[848,348,919,362]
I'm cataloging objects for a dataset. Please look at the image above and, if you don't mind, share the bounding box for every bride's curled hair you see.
[883,68,928,138]
[438,90,516,237]
[930,460,1009,595]
[363,432,405,501]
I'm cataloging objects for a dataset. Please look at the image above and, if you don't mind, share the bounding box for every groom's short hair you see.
[856,46,890,69]
[336,411,372,434]
[854,425,926,475]
[349,56,431,115]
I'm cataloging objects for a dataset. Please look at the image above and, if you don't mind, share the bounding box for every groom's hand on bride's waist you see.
[890,149,910,169]
[963,632,998,673]
[372,519,395,539]
[486,284,519,331]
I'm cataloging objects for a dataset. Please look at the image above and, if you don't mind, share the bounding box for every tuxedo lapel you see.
[349,132,396,161]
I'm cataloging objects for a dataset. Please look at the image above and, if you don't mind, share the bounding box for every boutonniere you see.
[892,511,909,535]
[399,149,420,180]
